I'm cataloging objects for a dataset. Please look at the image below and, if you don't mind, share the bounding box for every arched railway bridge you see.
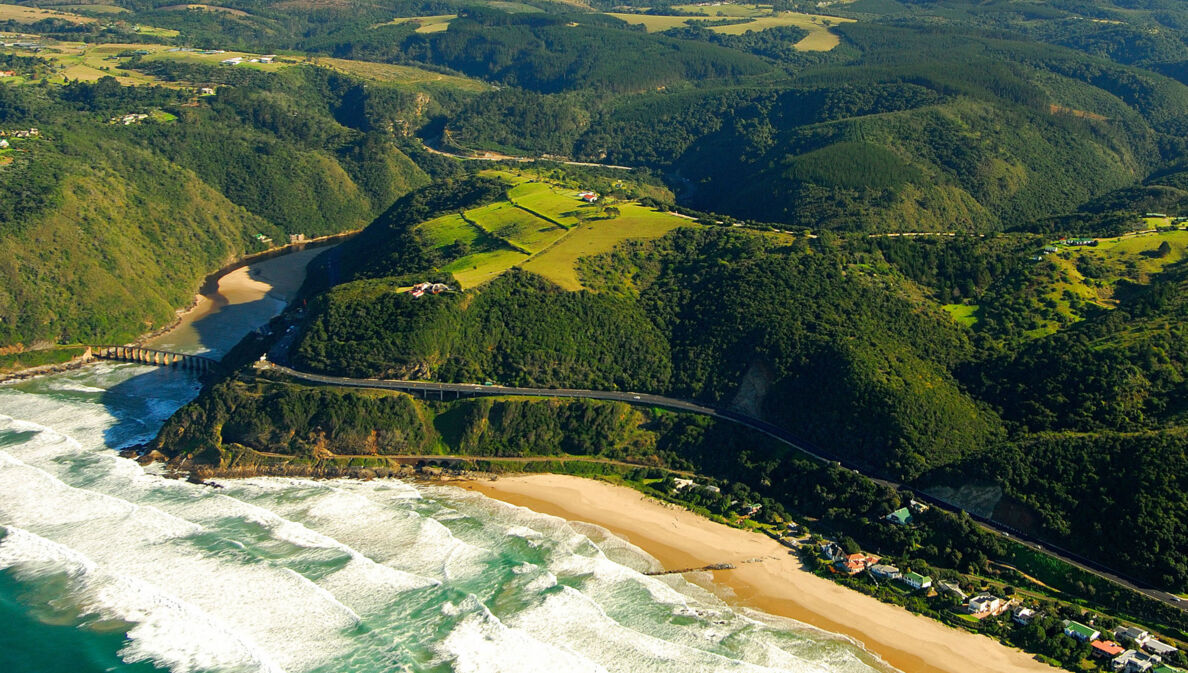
[90,345,220,374]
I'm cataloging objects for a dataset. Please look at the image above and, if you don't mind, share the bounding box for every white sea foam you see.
[436,597,609,673]
[0,526,286,673]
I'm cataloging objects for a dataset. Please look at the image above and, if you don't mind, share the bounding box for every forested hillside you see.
[0,56,477,348]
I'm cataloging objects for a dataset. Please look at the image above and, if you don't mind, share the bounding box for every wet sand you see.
[463,474,1057,673]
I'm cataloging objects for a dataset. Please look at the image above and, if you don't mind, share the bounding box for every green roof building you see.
[1063,620,1100,642]
[901,571,932,590]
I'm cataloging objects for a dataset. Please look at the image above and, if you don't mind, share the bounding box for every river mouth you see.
[144,245,332,358]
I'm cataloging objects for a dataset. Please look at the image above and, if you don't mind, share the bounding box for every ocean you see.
[0,253,889,673]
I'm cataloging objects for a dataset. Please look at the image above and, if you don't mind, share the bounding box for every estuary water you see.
[0,251,888,673]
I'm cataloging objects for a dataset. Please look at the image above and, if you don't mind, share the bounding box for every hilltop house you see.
[901,571,932,590]
[1065,621,1101,642]
[885,507,913,525]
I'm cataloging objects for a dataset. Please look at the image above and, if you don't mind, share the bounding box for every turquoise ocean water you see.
[0,257,892,673]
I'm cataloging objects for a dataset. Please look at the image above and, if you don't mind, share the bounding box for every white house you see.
[967,594,1002,615]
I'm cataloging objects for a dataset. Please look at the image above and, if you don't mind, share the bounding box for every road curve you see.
[258,362,1187,614]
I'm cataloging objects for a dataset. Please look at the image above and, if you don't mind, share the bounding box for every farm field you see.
[443,248,529,288]
[521,203,689,290]
[418,214,484,249]
[464,202,565,253]
[506,181,591,228]
[0,3,94,23]
[46,3,127,13]
[310,57,489,91]
[606,5,853,51]
[159,4,251,16]
[383,14,456,33]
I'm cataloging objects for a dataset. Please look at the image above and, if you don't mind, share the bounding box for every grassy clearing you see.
[443,248,529,288]
[465,201,565,253]
[0,3,94,23]
[47,4,128,13]
[941,303,980,327]
[159,4,251,16]
[482,1,543,13]
[606,6,852,51]
[709,13,853,50]
[507,181,592,228]
[419,213,483,248]
[311,57,489,91]
[522,203,687,290]
[383,14,456,33]
[132,25,181,38]
[606,13,695,32]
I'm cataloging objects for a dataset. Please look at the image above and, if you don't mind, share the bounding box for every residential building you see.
[1065,620,1101,642]
[938,581,967,600]
[1112,649,1162,673]
[819,542,844,562]
[1092,641,1125,659]
[885,507,913,525]
[1143,640,1179,658]
[967,594,1002,615]
[868,564,901,580]
[835,553,879,575]
[1012,606,1038,625]
[1116,627,1152,645]
[901,571,932,590]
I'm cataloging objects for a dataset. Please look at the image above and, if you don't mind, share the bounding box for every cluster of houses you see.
[819,542,934,590]
[408,282,452,298]
[0,70,15,77]
[2,128,39,139]
[1062,622,1182,672]
[577,191,599,203]
[220,55,275,66]
[111,113,149,126]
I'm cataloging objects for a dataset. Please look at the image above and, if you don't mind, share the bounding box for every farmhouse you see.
[220,57,243,65]
[577,190,599,203]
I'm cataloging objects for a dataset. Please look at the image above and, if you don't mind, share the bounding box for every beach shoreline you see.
[459,473,1057,673]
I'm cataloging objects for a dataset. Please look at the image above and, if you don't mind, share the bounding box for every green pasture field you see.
[464,202,565,253]
[521,203,688,290]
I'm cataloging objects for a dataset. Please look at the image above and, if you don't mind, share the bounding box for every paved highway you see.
[258,361,1187,614]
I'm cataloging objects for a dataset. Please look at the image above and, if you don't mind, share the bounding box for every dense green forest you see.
[0,57,478,347]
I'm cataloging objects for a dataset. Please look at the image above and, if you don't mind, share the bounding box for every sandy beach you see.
[462,474,1056,673]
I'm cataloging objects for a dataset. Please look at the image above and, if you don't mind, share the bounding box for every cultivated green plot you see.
[465,202,565,253]
[443,248,529,288]
[384,14,456,33]
[606,6,853,51]
[418,213,483,248]
[522,203,689,290]
[507,182,591,228]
